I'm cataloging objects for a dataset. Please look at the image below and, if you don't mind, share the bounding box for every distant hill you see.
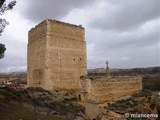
[0,66,159,82]
[88,66,160,77]
[0,72,26,83]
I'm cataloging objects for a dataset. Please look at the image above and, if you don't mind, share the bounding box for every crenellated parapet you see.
[47,19,84,29]
[28,19,85,44]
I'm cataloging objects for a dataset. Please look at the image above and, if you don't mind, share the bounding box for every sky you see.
[0,0,160,72]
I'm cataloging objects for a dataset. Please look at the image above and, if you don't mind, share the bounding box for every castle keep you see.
[27,19,87,91]
[27,19,142,120]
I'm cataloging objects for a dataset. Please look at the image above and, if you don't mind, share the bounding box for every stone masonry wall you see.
[27,21,47,88]
[79,77,142,103]
[27,19,87,91]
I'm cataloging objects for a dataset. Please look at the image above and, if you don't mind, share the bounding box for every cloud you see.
[89,0,160,32]
[84,17,160,68]
[17,0,96,23]
[82,0,160,69]
[0,8,31,73]
[0,55,26,73]
[0,0,159,72]
[0,33,27,73]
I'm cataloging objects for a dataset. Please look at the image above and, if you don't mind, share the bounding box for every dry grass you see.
[0,87,85,120]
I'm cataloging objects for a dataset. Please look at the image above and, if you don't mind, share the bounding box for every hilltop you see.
[88,66,160,77]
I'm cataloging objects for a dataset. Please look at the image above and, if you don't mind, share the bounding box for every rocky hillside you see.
[1,87,159,120]
[0,87,85,120]
[100,89,160,119]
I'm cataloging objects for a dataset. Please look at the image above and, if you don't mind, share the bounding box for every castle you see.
[27,19,87,91]
[27,19,142,120]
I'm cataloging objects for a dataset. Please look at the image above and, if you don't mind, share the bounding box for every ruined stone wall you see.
[27,19,87,91]
[85,102,100,120]
[79,77,142,103]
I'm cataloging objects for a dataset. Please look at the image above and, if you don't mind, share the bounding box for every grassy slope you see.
[104,89,160,115]
[0,87,84,120]
[0,103,71,120]
[142,76,160,91]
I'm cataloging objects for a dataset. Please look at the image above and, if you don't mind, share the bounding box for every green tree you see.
[0,0,16,59]
[0,43,6,58]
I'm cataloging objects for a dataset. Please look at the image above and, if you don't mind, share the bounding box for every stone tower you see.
[27,19,87,91]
